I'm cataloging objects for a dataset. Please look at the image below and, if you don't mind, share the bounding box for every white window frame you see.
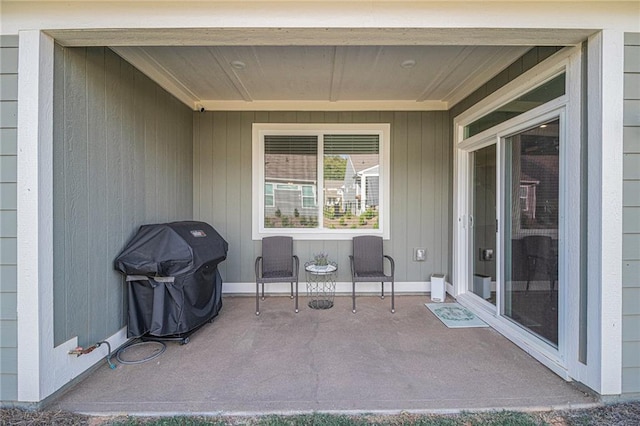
[252,123,390,240]
[519,185,530,212]
[301,184,316,208]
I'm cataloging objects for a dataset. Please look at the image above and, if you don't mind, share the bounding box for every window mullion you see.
[318,133,325,230]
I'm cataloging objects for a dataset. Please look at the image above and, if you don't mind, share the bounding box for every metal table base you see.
[304,262,338,310]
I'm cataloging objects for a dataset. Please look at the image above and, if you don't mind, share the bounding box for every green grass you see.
[106,411,550,426]
[108,417,229,426]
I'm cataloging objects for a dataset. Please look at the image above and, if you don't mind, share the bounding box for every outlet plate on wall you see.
[414,248,426,261]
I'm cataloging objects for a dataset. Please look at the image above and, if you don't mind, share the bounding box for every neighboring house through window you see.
[252,123,390,240]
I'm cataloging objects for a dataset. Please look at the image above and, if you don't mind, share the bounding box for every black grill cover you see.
[115,221,228,338]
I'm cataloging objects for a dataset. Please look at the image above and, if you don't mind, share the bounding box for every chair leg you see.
[352,281,356,313]
[381,282,385,299]
[256,283,260,316]
[526,257,536,292]
[391,280,395,313]
[295,281,299,313]
[261,282,265,300]
[290,282,294,299]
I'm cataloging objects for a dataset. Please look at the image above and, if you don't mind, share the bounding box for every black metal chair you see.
[523,235,557,294]
[254,236,299,315]
[349,235,395,313]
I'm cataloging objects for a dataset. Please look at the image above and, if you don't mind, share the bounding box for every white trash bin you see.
[430,274,446,302]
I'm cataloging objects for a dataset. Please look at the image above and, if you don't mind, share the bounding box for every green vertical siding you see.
[52,46,193,347]
[622,32,640,395]
[193,111,451,284]
[0,34,18,402]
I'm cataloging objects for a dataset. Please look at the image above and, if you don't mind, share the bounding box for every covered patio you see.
[2,0,637,410]
[51,295,595,415]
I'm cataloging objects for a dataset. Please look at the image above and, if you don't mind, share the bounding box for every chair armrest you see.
[255,256,263,278]
[349,255,355,276]
[293,255,300,278]
[384,254,395,276]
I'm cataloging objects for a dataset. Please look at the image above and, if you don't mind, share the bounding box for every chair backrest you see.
[262,236,293,275]
[523,235,552,259]
[353,235,384,273]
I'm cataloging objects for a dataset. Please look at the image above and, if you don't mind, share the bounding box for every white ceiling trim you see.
[46,28,598,48]
[198,100,448,111]
[111,46,199,108]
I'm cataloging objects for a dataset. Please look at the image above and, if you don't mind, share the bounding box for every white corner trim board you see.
[17,29,54,402]
[16,30,132,402]
[586,29,624,396]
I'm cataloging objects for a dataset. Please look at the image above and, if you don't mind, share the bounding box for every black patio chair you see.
[523,235,557,294]
[349,235,395,313]
[254,236,299,315]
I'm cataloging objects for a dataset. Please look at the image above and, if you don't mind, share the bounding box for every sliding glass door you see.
[470,144,497,307]
[464,117,562,349]
[503,119,560,346]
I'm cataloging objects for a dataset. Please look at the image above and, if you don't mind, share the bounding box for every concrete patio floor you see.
[52,295,597,416]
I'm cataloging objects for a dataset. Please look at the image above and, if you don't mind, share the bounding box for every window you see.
[464,73,566,139]
[253,123,390,240]
[265,183,275,207]
[302,185,316,208]
[519,186,529,211]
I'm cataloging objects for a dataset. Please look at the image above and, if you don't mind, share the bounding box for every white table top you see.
[305,263,337,274]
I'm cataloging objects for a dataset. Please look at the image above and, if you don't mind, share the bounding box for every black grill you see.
[115,221,228,343]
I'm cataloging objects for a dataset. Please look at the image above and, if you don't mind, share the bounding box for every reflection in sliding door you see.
[471,144,496,306]
[503,119,560,346]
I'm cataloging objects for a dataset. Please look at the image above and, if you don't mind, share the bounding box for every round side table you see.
[304,261,338,309]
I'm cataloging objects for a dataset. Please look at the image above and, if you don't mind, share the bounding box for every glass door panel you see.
[470,144,497,306]
[503,119,560,346]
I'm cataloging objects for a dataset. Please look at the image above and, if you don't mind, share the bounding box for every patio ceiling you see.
[111,44,531,111]
[48,27,598,111]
